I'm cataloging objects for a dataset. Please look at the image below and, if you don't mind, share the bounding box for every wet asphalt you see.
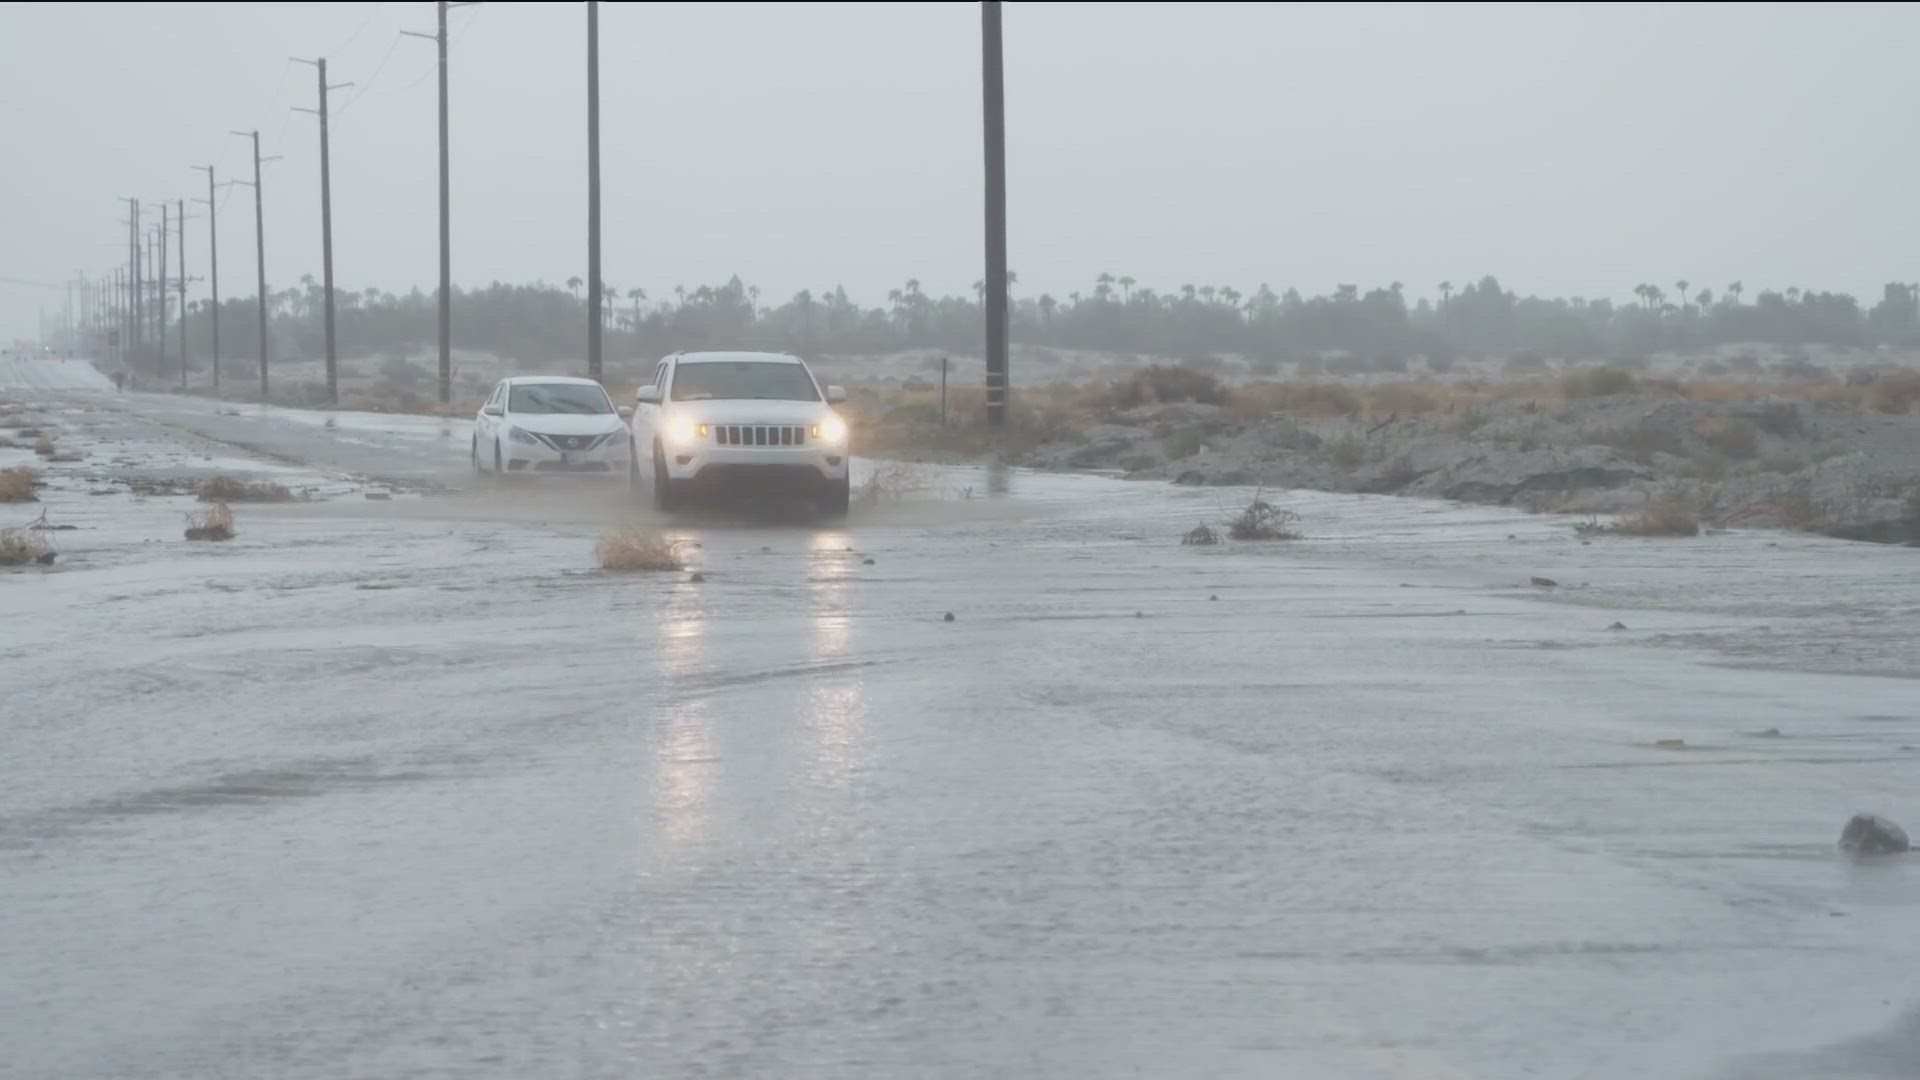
[2,388,1919,1080]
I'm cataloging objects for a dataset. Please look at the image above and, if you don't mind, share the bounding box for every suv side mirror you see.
[483,404,503,417]
[826,385,847,404]
[635,385,662,405]
[617,405,633,420]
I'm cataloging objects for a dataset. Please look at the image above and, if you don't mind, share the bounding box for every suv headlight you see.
[507,426,540,445]
[665,417,701,446]
[814,416,848,444]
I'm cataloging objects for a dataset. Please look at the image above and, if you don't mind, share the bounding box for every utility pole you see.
[125,198,141,361]
[404,2,480,405]
[294,58,352,405]
[981,0,1010,429]
[150,208,168,375]
[585,0,603,384]
[231,130,278,399]
[193,165,221,393]
[177,197,188,388]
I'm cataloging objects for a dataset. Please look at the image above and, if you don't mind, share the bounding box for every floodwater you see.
[2,383,1918,1079]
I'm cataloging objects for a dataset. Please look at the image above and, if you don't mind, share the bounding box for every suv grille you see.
[715,425,805,447]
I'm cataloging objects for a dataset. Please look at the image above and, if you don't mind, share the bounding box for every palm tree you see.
[674,285,686,307]
[1199,285,1217,306]
[1117,275,1135,303]
[1695,287,1712,311]
[1180,283,1197,302]
[1726,281,1743,306]
[626,287,646,328]
[1675,279,1690,314]
[566,276,583,300]
[1038,293,1057,324]
[1648,286,1666,310]
[1786,286,1802,304]
[1438,281,1453,307]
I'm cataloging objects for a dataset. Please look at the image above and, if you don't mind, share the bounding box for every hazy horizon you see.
[4,1,1919,341]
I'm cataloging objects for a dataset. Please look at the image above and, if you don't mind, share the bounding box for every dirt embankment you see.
[1008,394,1920,541]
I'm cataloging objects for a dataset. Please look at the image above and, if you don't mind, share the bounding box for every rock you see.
[1654,738,1686,749]
[862,558,875,566]
[1121,402,1222,423]
[1417,446,1651,507]
[1080,424,1153,444]
[1172,470,1206,486]
[942,612,955,622]
[364,492,392,501]
[1530,576,1558,588]
[1209,594,1219,602]
[689,572,705,583]
[1839,814,1909,854]
[1607,621,1627,631]
[1753,727,1783,738]
[33,551,55,565]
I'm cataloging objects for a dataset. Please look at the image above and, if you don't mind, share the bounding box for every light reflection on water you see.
[804,530,866,790]
[646,589,711,849]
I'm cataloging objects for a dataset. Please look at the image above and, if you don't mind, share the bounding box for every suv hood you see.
[667,399,832,425]
[506,414,626,436]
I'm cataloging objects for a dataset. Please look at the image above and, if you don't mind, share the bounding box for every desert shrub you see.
[0,467,38,503]
[33,437,56,457]
[196,476,294,503]
[1368,382,1438,416]
[1166,427,1208,458]
[0,526,50,565]
[1600,420,1686,462]
[14,427,44,438]
[595,527,685,571]
[1376,457,1424,489]
[1866,372,1920,414]
[1684,452,1729,482]
[1112,365,1228,409]
[1694,418,1760,459]
[1611,496,1702,537]
[1561,366,1639,399]
[1181,523,1220,545]
[1329,435,1367,472]
[1505,350,1549,376]
[1752,404,1804,437]
[1225,492,1302,540]
[184,503,236,541]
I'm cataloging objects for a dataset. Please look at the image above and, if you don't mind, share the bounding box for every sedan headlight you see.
[814,416,848,444]
[507,426,540,445]
[665,417,701,446]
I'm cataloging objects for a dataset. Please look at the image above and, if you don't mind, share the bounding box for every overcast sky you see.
[4,1,1919,340]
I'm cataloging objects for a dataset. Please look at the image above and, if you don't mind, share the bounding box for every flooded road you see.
[3,387,1919,1079]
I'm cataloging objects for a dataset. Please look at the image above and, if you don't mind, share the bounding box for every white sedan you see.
[471,376,632,479]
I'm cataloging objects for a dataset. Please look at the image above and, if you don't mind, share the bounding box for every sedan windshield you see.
[671,362,820,402]
[508,383,614,415]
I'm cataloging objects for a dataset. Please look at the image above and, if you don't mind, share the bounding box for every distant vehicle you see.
[472,376,632,479]
[629,351,851,514]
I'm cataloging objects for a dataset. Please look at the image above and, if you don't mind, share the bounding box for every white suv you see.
[629,351,851,514]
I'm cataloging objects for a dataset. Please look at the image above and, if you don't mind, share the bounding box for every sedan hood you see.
[507,414,627,437]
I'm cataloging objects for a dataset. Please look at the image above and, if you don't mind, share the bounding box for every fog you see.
[4,1,1919,340]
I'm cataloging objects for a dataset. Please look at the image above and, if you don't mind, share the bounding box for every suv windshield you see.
[508,383,613,415]
[671,362,820,402]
